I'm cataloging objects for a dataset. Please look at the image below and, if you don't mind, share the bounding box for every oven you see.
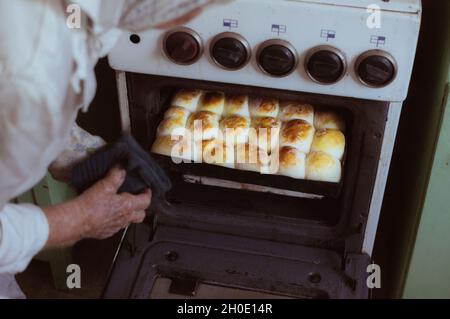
[103,0,421,299]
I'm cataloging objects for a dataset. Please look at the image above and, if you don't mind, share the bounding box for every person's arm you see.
[43,168,150,248]
[0,167,151,274]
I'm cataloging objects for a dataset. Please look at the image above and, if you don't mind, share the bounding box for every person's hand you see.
[76,167,152,240]
[44,167,152,248]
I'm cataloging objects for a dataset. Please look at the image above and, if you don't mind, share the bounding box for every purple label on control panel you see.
[320,29,336,41]
[272,24,287,35]
[223,19,238,29]
[370,35,386,47]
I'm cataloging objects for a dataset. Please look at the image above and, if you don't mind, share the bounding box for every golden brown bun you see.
[187,111,220,140]
[198,91,225,115]
[164,106,191,121]
[252,116,281,129]
[157,117,188,136]
[251,117,282,151]
[172,89,203,112]
[224,95,250,117]
[279,101,314,124]
[278,147,306,179]
[314,110,346,131]
[280,120,315,153]
[311,129,345,160]
[220,115,250,130]
[250,98,280,118]
[151,136,192,161]
[220,115,250,144]
[306,151,342,183]
[201,140,235,168]
[235,143,270,173]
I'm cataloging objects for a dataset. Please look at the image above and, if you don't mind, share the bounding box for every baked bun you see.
[172,89,203,112]
[157,117,188,136]
[280,120,315,153]
[279,101,314,124]
[220,115,251,144]
[278,147,306,179]
[311,129,345,160]
[314,110,346,131]
[250,98,280,118]
[306,151,342,183]
[157,89,349,182]
[151,136,192,161]
[198,91,225,115]
[251,117,282,151]
[187,111,220,140]
[224,95,250,117]
[201,140,235,168]
[164,106,191,121]
[235,143,270,173]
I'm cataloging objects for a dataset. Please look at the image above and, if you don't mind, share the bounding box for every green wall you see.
[403,59,450,299]
[373,1,450,298]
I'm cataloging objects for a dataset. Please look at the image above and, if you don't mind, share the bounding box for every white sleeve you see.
[0,0,123,276]
[0,0,75,208]
[73,0,230,33]
[0,0,78,276]
[0,204,49,274]
[118,0,226,31]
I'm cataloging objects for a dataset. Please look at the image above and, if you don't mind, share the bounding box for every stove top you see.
[289,0,421,13]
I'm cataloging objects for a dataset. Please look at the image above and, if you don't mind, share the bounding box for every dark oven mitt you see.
[71,134,171,197]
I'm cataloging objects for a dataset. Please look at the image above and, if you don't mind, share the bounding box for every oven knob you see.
[163,27,203,65]
[210,32,251,70]
[305,46,347,84]
[356,50,397,87]
[257,40,298,77]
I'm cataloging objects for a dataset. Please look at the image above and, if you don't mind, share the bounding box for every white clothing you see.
[0,0,226,299]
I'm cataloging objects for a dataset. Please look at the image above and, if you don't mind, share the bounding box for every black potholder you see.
[71,134,171,197]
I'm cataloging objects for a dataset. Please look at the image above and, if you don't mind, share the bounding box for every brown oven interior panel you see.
[157,155,343,197]
[165,181,341,224]
[126,74,388,232]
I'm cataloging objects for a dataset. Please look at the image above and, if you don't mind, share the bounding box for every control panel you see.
[109,0,421,102]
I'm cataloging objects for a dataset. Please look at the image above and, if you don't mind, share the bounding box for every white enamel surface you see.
[363,102,403,255]
[289,0,421,13]
[109,0,421,102]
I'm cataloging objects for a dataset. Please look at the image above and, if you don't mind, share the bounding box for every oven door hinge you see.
[168,277,199,297]
[341,253,371,298]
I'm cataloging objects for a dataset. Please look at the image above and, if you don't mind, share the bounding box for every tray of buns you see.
[151,89,347,194]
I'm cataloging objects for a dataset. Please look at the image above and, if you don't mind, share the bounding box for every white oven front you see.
[104,0,421,299]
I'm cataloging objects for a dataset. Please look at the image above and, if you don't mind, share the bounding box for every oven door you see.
[102,223,370,299]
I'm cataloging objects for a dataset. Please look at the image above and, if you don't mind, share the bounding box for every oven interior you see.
[102,73,389,299]
[127,74,389,232]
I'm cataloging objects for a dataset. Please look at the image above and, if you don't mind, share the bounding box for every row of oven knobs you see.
[162,27,397,88]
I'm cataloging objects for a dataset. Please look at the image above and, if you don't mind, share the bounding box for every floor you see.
[16,233,121,299]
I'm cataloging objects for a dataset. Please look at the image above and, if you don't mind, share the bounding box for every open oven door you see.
[102,220,371,299]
